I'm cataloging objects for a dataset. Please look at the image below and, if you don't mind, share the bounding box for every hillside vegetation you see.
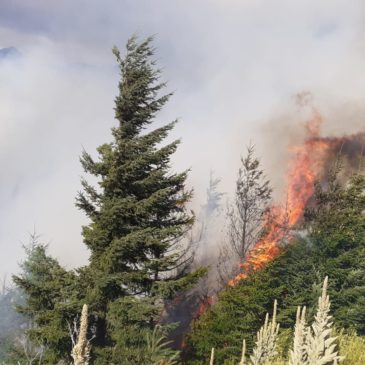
[187,171,365,364]
[0,36,364,365]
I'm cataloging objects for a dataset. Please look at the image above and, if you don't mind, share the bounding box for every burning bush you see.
[229,109,365,286]
[186,169,365,364]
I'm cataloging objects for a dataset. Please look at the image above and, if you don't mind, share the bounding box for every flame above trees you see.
[229,110,361,286]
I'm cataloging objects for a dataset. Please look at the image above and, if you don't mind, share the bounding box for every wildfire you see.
[196,296,213,318]
[228,110,343,286]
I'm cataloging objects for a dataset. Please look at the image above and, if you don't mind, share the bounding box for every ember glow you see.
[196,296,213,318]
[228,110,348,286]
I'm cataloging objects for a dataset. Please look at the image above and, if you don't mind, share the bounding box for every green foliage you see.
[145,326,179,365]
[187,170,365,364]
[6,35,203,364]
[304,172,365,333]
[204,278,342,365]
[9,34,364,365]
[187,240,307,364]
[11,36,201,364]
[12,235,79,363]
[337,330,365,365]
[75,36,202,362]
[0,285,26,362]
[92,325,179,365]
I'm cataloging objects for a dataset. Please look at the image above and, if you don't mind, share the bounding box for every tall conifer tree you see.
[76,36,202,363]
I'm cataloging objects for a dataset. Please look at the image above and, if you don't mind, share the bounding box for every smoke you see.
[162,172,226,348]
[166,101,365,343]
[2,1,365,356]
[1,0,365,281]
[0,39,117,274]
[255,94,365,202]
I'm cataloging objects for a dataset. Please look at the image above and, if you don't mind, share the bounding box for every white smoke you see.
[0,0,365,277]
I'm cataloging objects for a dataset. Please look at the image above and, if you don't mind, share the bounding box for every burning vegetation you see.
[165,101,365,351]
[229,108,365,286]
[6,35,365,365]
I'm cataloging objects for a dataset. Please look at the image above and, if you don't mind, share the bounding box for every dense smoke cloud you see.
[0,0,364,277]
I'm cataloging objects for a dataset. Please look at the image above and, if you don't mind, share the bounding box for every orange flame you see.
[196,296,213,318]
[228,111,338,286]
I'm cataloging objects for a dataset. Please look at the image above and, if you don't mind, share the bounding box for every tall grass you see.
[209,277,348,365]
[337,330,365,365]
[6,278,365,364]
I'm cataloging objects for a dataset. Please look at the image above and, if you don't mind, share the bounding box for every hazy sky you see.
[0,0,364,276]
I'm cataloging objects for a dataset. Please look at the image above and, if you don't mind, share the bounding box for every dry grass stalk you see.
[305,276,343,365]
[204,277,345,365]
[209,347,215,365]
[239,339,247,365]
[250,300,280,365]
[71,304,91,365]
[289,306,307,365]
